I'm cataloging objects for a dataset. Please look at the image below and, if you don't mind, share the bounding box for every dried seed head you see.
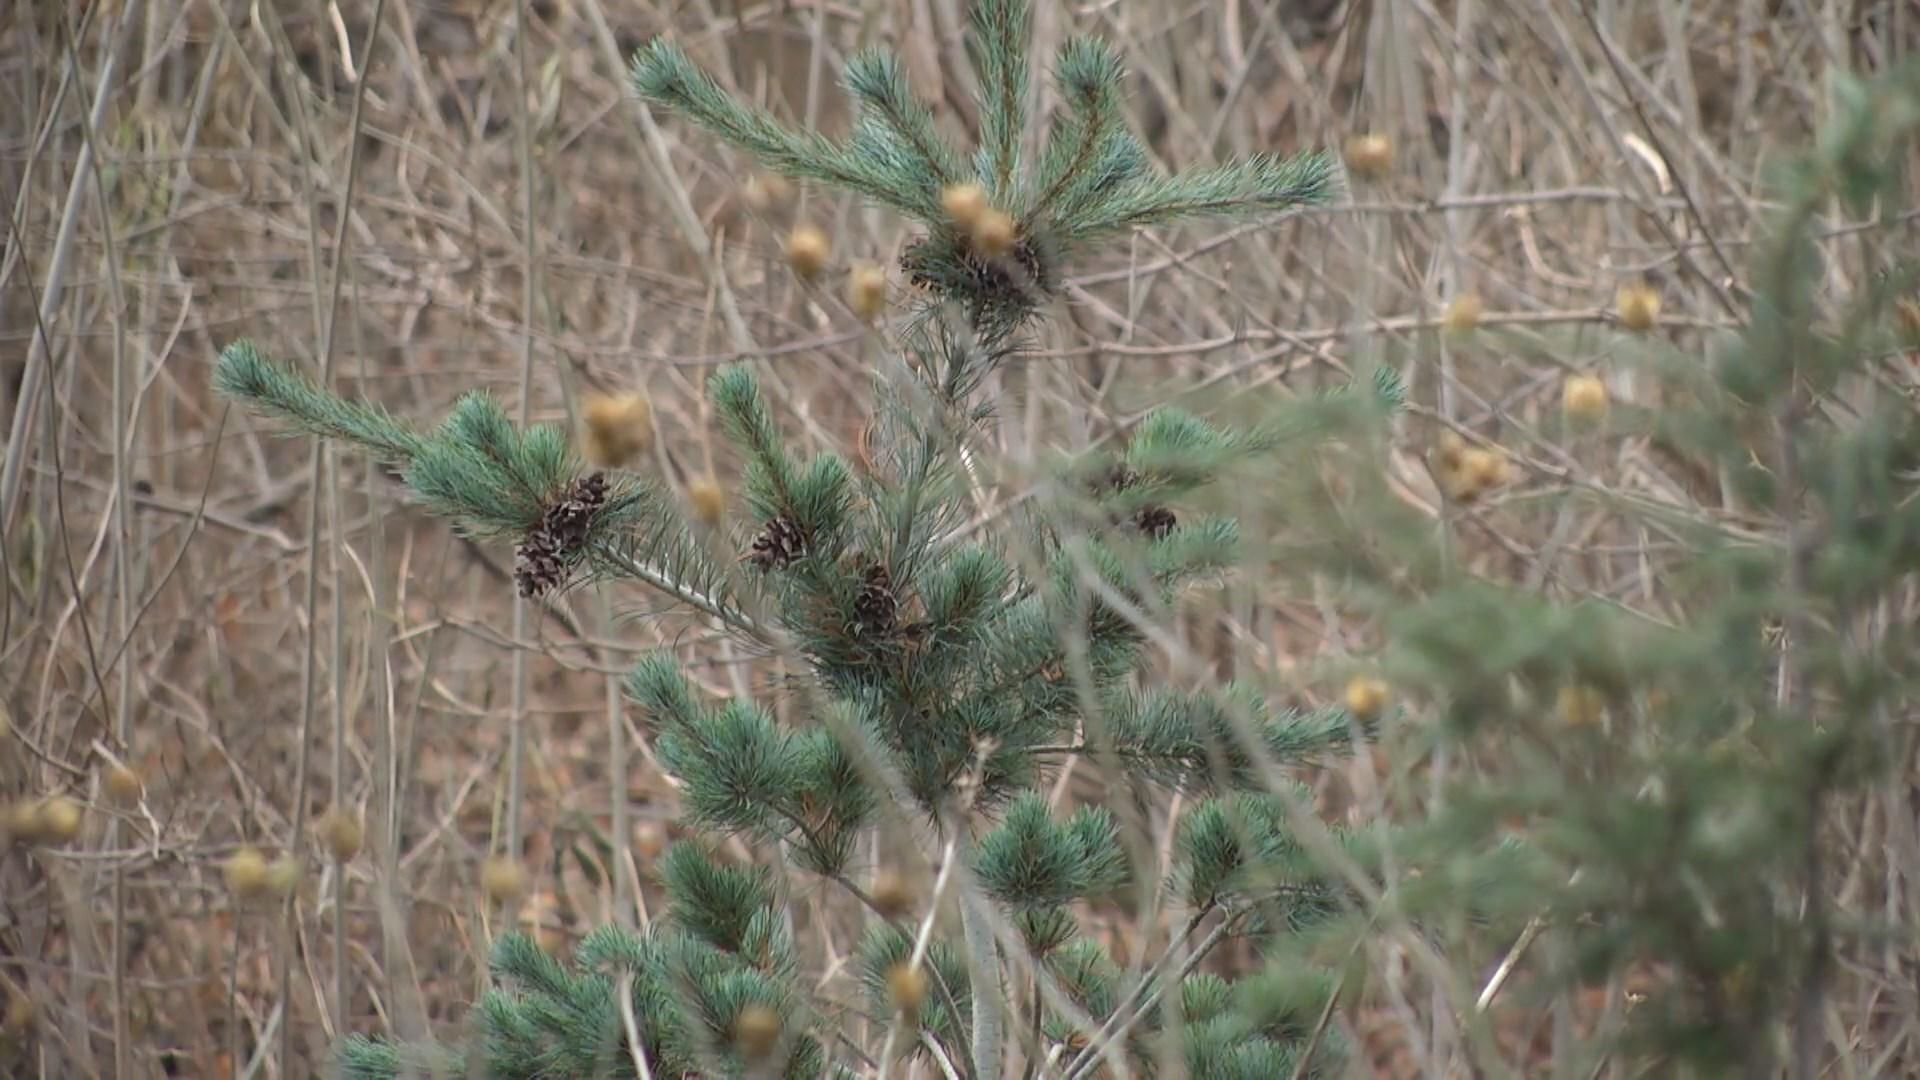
[785,225,831,280]
[1443,292,1483,336]
[3,991,33,1034]
[1461,446,1514,491]
[1344,676,1389,721]
[741,172,792,214]
[885,961,927,1016]
[847,262,888,321]
[1615,282,1660,332]
[31,796,82,845]
[1344,133,1394,178]
[481,856,528,904]
[1562,373,1610,423]
[318,809,364,862]
[225,847,274,899]
[733,1003,782,1060]
[104,764,143,803]
[970,209,1017,258]
[687,477,727,528]
[869,869,916,920]
[1557,684,1606,728]
[581,392,653,469]
[632,819,669,861]
[940,182,988,227]
[266,855,302,897]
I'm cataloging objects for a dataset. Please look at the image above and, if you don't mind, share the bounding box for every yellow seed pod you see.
[687,478,727,528]
[785,224,831,280]
[581,392,654,469]
[104,764,144,803]
[741,172,792,214]
[1556,684,1606,729]
[481,856,528,904]
[266,855,302,897]
[940,182,988,227]
[1343,133,1394,178]
[1343,676,1389,721]
[970,209,1017,258]
[1442,292,1483,337]
[869,869,916,920]
[1561,373,1610,424]
[886,962,927,1016]
[1460,446,1513,493]
[225,847,274,900]
[32,796,82,846]
[3,991,33,1034]
[733,1003,782,1060]
[846,263,888,322]
[1615,282,1660,332]
[318,809,364,862]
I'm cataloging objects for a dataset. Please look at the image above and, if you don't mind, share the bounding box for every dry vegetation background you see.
[2,0,1915,1076]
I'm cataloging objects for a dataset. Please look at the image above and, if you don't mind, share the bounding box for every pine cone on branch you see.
[853,563,899,639]
[513,471,611,597]
[746,514,809,570]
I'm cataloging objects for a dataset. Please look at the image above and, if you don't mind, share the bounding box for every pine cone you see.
[1133,505,1178,539]
[853,563,899,638]
[747,514,808,570]
[513,472,611,597]
[514,532,565,597]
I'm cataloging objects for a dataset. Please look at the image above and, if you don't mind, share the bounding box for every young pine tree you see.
[216,3,1404,1076]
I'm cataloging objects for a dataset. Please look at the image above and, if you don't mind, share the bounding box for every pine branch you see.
[968,0,1030,199]
[844,49,966,211]
[1058,150,1340,247]
[215,340,427,465]
[1026,37,1143,225]
[629,39,928,218]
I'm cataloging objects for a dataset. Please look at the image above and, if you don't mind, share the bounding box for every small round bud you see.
[31,796,82,846]
[885,962,927,1016]
[940,182,988,227]
[687,478,727,528]
[1557,684,1606,728]
[581,392,653,469]
[1343,133,1394,178]
[104,764,143,803]
[970,210,1016,258]
[1615,282,1660,332]
[1343,676,1389,721]
[1561,373,1610,423]
[225,847,274,900]
[741,172,791,214]
[481,856,528,904]
[869,869,916,920]
[846,263,888,322]
[785,225,831,280]
[733,1003,782,1060]
[318,809,363,862]
[1442,293,1483,336]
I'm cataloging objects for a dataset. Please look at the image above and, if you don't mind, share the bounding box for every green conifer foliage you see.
[217,4,1398,1077]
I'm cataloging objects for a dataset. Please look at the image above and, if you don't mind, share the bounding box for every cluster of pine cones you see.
[514,472,610,597]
